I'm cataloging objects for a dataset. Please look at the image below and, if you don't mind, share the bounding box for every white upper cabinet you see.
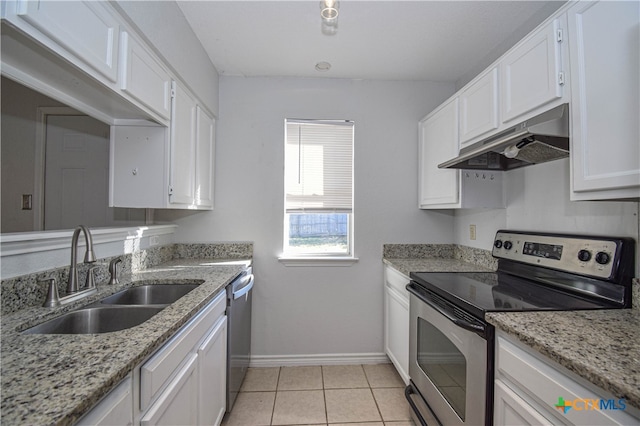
[170,81,198,206]
[419,98,461,208]
[500,15,566,124]
[419,97,504,209]
[195,107,216,209]
[568,0,640,200]
[110,82,216,210]
[15,0,120,82]
[459,68,499,147]
[120,31,172,121]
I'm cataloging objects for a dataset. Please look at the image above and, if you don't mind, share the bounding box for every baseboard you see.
[249,352,389,368]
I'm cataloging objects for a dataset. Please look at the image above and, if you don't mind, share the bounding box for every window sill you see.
[278,256,359,267]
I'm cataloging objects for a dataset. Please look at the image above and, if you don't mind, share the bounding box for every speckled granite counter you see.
[1,259,249,426]
[487,279,640,412]
[382,243,496,276]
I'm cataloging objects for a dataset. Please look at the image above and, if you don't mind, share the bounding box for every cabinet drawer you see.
[140,290,226,410]
[497,336,637,425]
[140,354,199,426]
[77,375,133,426]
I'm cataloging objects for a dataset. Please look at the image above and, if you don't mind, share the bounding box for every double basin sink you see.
[23,284,200,335]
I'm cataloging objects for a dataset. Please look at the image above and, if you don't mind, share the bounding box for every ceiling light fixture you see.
[320,0,339,22]
[320,0,339,35]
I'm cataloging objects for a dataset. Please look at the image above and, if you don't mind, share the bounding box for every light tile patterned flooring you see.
[222,364,415,426]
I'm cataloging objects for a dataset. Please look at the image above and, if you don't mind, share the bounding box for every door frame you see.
[33,106,84,231]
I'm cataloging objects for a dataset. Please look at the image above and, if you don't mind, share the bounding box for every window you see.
[283,119,354,258]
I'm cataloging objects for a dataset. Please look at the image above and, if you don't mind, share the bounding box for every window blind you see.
[285,119,354,213]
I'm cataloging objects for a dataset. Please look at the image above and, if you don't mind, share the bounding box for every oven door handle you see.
[407,283,486,335]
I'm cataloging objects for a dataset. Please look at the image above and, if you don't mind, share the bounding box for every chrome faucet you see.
[67,225,97,293]
[109,256,123,285]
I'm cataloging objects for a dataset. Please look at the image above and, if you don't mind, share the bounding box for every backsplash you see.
[0,242,253,315]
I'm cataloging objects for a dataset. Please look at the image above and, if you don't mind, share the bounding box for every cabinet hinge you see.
[168,186,174,196]
[170,88,176,98]
[556,29,563,43]
[558,71,565,86]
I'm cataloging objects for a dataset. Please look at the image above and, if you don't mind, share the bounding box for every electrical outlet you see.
[149,235,159,246]
[469,224,477,240]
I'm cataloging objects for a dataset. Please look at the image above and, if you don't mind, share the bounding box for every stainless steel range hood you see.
[439,104,570,171]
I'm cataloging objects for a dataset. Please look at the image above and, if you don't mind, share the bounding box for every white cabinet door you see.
[500,16,565,124]
[459,67,499,146]
[568,0,640,200]
[494,380,555,426]
[140,354,199,426]
[170,81,197,205]
[198,316,227,426]
[195,107,215,209]
[120,31,171,121]
[384,266,410,385]
[419,97,461,208]
[16,0,119,82]
[77,376,133,426]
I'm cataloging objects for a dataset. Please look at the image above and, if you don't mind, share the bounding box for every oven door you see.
[407,282,489,426]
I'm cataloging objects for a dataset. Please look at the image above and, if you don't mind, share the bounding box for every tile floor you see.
[222,364,415,426]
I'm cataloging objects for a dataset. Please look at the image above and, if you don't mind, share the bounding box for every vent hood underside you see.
[439,104,570,171]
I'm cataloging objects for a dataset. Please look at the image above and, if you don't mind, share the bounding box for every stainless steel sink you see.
[23,306,165,334]
[99,284,200,305]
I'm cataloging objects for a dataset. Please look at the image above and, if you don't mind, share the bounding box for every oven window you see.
[417,317,466,420]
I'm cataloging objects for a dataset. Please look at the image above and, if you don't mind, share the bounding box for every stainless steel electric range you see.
[405,230,635,426]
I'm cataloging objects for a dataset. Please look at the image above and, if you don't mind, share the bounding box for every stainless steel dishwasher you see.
[226,266,254,412]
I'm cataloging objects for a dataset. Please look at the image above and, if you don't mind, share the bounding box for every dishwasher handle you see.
[233,274,254,300]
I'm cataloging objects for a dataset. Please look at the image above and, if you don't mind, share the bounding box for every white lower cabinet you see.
[495,332,639,426]
[198,316,228,425]
[383,265,410,384]
[76,375,133,426]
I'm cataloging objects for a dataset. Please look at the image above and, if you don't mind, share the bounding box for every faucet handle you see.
[41,278,60,308]
[109,256,123,285]
[85,266,99,289]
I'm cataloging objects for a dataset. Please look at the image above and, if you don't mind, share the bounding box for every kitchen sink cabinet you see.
[567,0,640,201]
[110,81,216,210]
[495,333,639,426]
[419,97,504,209]
[137,290,227,426]
[383,265,410,384]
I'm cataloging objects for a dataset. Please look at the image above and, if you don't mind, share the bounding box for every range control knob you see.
[494,240,503,249]
[503,241,513,250]
[578,249,592,262]
[595,252,611,265]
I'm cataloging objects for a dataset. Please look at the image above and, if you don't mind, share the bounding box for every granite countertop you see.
[383,257,494,277]
[487,280,640,412]
[1,259,249,426]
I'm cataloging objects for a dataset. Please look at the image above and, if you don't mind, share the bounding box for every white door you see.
[198,316,227,426]
[45,115,109,229]
[44,115,143,229]
[170,81,197,205]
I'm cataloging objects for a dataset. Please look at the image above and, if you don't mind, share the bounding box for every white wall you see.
[161,76,455,361]
[453,159,640,273]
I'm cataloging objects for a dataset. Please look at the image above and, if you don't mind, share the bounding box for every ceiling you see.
[177,0,564,83]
